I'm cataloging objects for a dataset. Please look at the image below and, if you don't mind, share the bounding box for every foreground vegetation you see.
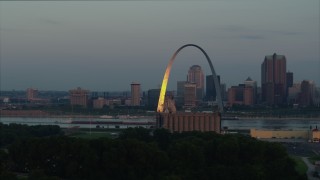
[0,123,63,147]
[0,124,307,179]
[308,155,320,165]
[291,156,308,176]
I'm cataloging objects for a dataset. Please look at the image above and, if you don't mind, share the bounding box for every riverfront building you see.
[156,112,221,133]
[250,129,309,139]
[156,91,221,133]
[251,128,320,142]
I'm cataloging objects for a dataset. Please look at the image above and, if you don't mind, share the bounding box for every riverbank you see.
[0,110,102,118]
[0,110,154,119]
[237,117,320,120]
[1,110,319,120]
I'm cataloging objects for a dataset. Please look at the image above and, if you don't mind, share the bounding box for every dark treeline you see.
[1,126,306,180]
[0,123,63,147]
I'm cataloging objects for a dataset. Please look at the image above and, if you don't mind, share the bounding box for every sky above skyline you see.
[0,0,319,91]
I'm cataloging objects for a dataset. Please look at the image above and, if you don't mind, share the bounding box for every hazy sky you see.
[0,0,319,91]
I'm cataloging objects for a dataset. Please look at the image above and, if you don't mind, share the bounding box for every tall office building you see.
[243,86,254,106]
[261,53,287,105]
[299,80,315,106]
[184,83,197,108]
[176,81,186,107]
[147,89,160,109]
[286,72,293,88]
[244,77,257,104]
[131,82,140,106]
[286,72,293,99]
[177,81,186,97]
[206,75,220,101]
[228,78,256,106]
[228,85,244,106]
[187,65,204,100]
[220,83,227,101]
[26,88,38,100]
[69,87,89,108]
[288,83,301,104]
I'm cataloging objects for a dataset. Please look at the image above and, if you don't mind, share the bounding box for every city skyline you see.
[0,1,319,91]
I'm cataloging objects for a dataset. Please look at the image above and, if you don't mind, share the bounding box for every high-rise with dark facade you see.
[286,72,293,99]
[286,72,293,88]
[147,89,160,109]
[206,75,220,101]
[176,81,186,107]
[261,53,287,105]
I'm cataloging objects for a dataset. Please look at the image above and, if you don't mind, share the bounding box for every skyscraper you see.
[286,72,293,88]
[288,83,301,104]
[244,77,257,104]
[147,89,160,109]
[177,81,186,97]
[220,83,227,101]
[176,81,186,107]
[187,65,204,100]
[131,82,140,106]
[184,83,197,108]
[261,53,287,105]
[206,75,220,101]
[299,80,315,106]
[228,85,244,106]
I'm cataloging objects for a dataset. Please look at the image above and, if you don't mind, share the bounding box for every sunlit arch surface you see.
[157,44,223,113]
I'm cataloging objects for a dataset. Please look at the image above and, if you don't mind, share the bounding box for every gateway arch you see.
[157,44,223,113]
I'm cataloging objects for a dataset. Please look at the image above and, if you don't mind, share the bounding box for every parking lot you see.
[280,141,320,156]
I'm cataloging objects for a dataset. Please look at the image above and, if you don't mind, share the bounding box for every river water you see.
[0,117,156,129]
[0,117,320,130]
[221,118,320,130]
